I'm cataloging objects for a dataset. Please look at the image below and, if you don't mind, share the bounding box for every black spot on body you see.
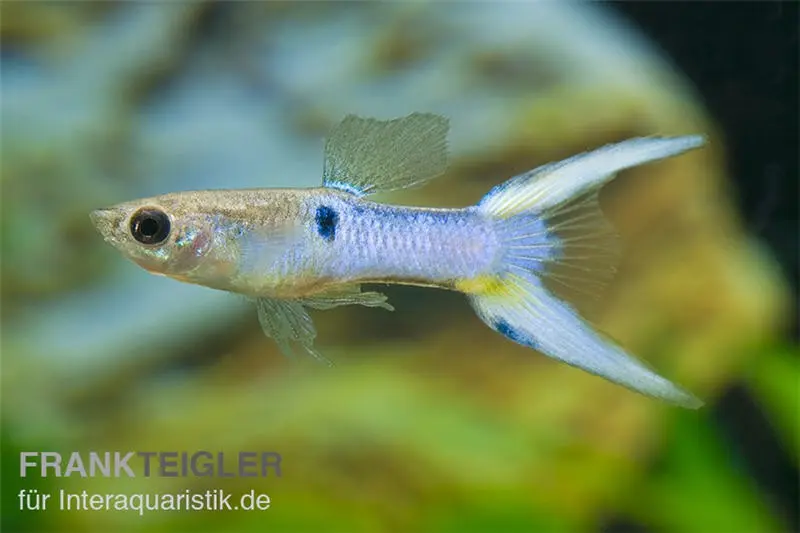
[315,205,338,242]
[494,318,537,349]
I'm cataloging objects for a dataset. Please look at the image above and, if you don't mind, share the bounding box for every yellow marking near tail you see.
[458,273,539,309]
[455,275,507,296]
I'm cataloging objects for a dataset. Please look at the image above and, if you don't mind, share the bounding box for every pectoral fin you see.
[239,222,304,278]
[255,297,331,365]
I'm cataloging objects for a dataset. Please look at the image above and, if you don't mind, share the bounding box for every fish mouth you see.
[90,208,122,243]
[89,208,112,224]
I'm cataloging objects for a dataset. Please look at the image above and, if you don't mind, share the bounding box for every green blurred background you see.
[1,2,797,532]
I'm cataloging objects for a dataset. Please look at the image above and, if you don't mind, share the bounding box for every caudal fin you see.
[465,136,705,408]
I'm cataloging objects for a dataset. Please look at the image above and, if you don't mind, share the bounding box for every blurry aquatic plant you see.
[1,2,794,533]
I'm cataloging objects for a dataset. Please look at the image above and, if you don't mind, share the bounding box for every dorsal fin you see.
[322,112,449,195]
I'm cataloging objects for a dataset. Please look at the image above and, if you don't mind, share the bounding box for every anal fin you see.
[301,284,394,311]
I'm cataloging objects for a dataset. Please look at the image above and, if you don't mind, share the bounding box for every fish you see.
[91,112,706,408]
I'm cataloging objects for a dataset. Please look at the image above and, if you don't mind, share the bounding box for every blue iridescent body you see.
[310,199,496,285]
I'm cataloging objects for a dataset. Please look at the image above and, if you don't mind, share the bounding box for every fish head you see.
[90,193,228,282]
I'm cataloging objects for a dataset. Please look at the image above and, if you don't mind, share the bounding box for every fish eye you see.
[130,208,171,245]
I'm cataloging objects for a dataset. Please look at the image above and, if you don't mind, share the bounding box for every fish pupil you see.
[140,218,159,236]
[315,205,338,242]
[130,208,171,245]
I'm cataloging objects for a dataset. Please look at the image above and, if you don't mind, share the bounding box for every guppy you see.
[91,113,705,408]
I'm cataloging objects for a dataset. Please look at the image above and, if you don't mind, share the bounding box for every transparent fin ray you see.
[302,284,395,311]
[468,273,702,408]
[323,112,449,195]
[255,297,331,365]
[539,192,621,309]
[487,192,620,316]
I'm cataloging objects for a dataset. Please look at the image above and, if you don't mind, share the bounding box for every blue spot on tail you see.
[315,205,338,242]
[494,318,538,349]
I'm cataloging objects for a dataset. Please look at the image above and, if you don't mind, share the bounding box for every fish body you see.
[93,188,494,298]
[92,112,707,408]
[294,198,495,291]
